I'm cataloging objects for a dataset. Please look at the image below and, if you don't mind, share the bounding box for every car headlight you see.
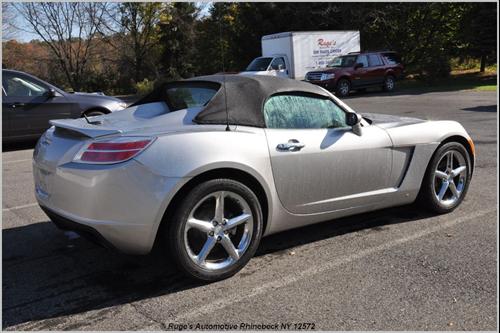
[321,73,335,81]
[118,102,127,109]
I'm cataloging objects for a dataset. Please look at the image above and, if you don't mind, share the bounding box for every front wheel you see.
[168,179,263,281]
[418,142,472,214]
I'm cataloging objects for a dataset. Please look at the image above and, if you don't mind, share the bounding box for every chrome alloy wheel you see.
[433,150,467,207]
[184,191,253,271]
[385,76,395,90]
[338,80,350,96]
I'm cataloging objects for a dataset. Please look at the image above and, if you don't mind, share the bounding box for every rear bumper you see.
[41,205,117,250]
[34,158,188,254]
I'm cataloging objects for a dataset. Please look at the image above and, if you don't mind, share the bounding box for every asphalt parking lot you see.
[2,88,497,330]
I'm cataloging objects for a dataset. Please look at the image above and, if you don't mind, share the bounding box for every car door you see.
[2,86,12,139]
[352,54,369,88]
[2,72,73,138]
[269,57,289,78]
[263,93,393,214]
[366,54,386,85]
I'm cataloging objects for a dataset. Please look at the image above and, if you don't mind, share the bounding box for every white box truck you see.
[240,31,360,80]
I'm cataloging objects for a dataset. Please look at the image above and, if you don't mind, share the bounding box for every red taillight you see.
[87,140,150,151]
[75,137,154,164]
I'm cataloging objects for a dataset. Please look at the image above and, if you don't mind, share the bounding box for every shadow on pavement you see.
[461,105,497,113]
[2,140,38,152]
[2,204,434,329]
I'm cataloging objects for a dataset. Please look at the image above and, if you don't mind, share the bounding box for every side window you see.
[270,57,286,70]
[382,53,401,65]
[264,94,348,129]
[356,55,369,68]
[368,54,383,67]
[3,73,48,97]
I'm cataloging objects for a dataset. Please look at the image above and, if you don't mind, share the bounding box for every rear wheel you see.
[83,110,106,117]
[168,179,263,281]
[335,79,351,97]
[383,75,396,92]
[418,142,472,214]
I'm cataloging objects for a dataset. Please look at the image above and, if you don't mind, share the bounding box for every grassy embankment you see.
[399,63,497,92]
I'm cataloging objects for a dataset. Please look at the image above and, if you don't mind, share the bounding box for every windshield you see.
[246,57,273,71]
[327,55,357,68]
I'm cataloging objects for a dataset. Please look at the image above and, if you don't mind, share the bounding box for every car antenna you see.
[219,17,230,131]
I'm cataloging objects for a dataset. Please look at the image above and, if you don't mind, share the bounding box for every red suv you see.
[305,51,404,97]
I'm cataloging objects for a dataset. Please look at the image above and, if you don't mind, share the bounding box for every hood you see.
[73,91,106,96]
[67,92,123,103]
[50,102,210,138]
[361,112,427,129]
[308,67,340,74]
[239,71,274,76]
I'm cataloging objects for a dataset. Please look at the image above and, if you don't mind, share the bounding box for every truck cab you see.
[240,55,290,78]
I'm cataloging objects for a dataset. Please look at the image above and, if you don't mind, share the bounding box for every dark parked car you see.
[2,69,126,142]
[305,51,404,97]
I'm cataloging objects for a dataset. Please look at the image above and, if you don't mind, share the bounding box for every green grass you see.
[398,71,497,93]
[474,85,497,91]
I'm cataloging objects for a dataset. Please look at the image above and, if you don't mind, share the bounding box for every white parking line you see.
[2,158,32,165]
[2,203,39,212]
[172,208,495,322]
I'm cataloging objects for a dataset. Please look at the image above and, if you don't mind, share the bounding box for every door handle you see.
[276,139,305,152]
[9,102,26,108]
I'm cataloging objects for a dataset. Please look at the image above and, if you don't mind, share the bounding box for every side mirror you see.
[346,112,363,136]
[278,64,284,71]
[346,112,360,126]
[354,63,364,70]
[45,88,57,98]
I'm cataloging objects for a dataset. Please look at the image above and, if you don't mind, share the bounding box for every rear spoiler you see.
[50,119,122,138]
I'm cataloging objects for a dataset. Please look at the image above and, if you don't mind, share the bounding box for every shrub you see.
[135,78,156,96]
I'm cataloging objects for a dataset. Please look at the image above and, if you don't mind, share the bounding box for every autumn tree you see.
[14,2,110,91]
[99,2,164,84]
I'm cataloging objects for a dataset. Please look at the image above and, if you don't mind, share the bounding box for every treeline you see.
[2,2,497,95]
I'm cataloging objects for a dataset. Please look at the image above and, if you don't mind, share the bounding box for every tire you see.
[383,75,396,92]
[335,78,351,97]
[418,142,472,214]
[168,179,263,281]
[84,110,106,117]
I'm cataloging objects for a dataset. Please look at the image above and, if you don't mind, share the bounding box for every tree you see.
[2,2,18,41]
[158,2,198,79]
[99,2,163,84]
[459,3,497,72]
[14,2,109,91]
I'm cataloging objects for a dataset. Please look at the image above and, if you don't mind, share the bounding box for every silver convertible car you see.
[33,75,474,281]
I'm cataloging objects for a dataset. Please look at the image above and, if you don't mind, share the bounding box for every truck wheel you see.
[383,75,396,92]
[336,79,351,97]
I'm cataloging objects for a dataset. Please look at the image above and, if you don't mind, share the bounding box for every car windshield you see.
[246,57,273,71]
[327,55,357,68]
[166,85,219,111]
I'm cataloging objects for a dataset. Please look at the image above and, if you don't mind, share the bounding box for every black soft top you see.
[133,74,332,128]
